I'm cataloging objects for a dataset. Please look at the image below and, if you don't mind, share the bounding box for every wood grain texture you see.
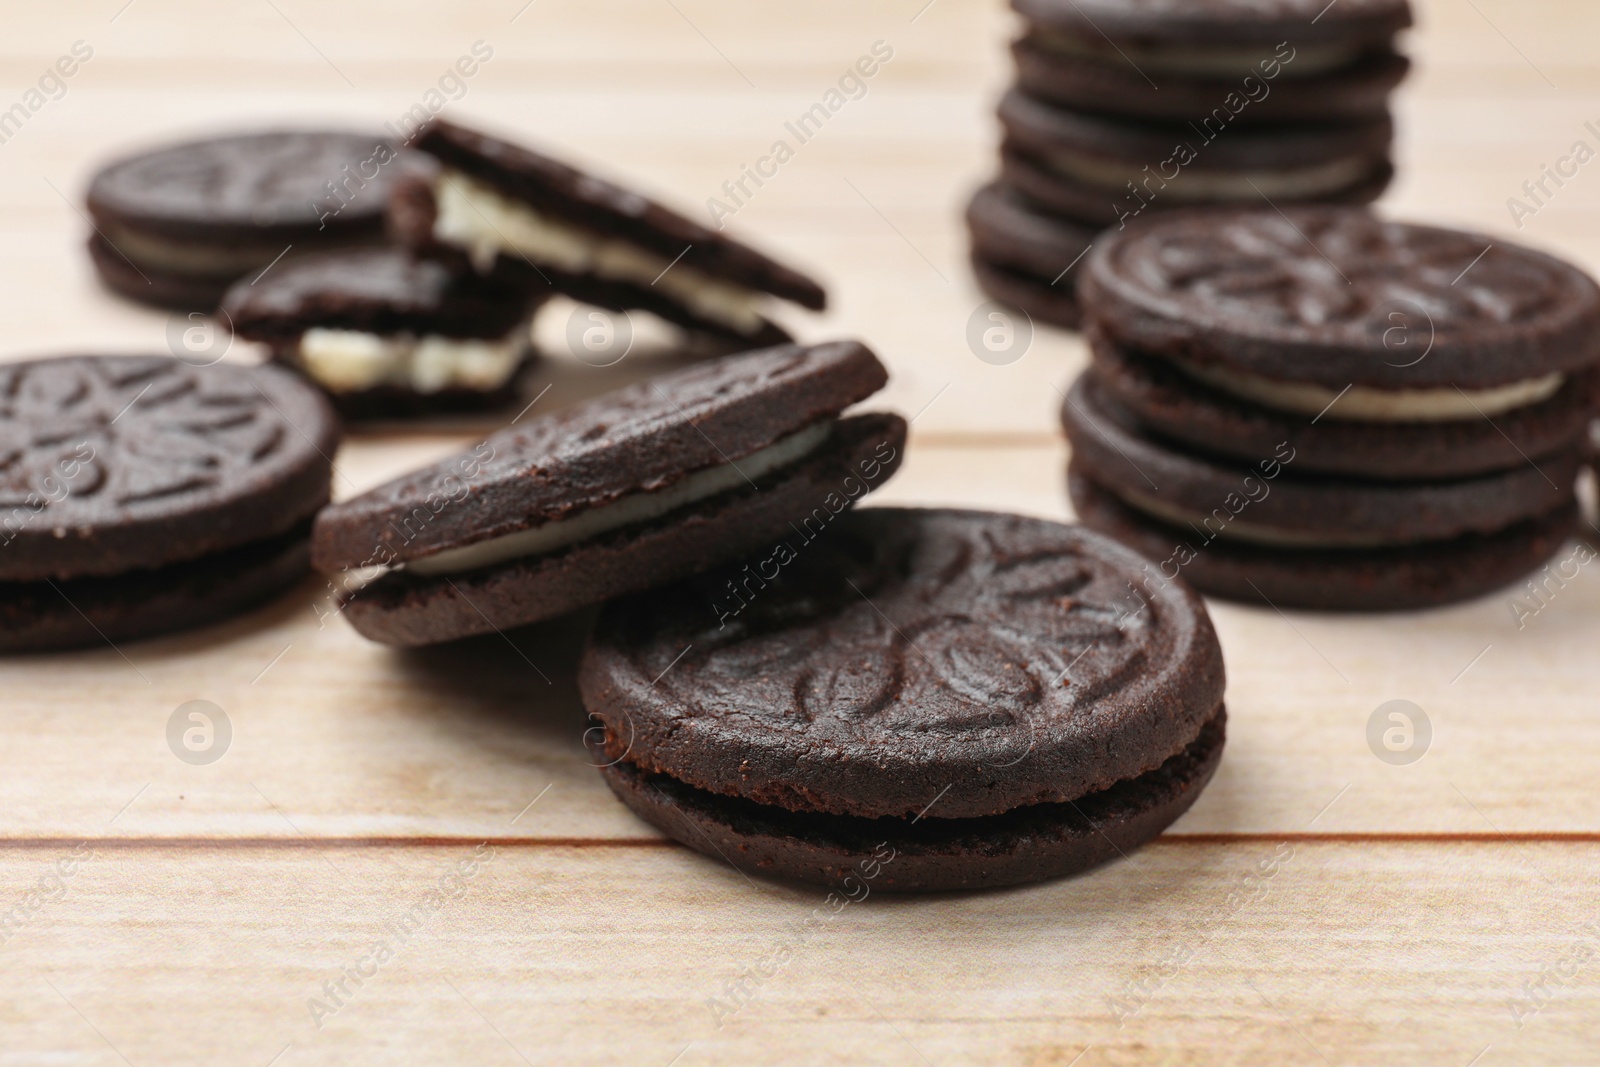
[2,0,1598,1062]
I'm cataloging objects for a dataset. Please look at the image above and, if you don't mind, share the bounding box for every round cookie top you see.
[1081,207,1600,389]
[311,341,888,573]
[580,507,1226,821]
[222,248,536,343]
[88,130,405,242]
[1012,0,1412,44]
[0,356,338,581]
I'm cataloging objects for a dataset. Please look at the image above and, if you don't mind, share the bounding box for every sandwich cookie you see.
[221,248,545,420]
[1087,330,1600,481]
[87,130,413,311]
[1009,0,1410,124]
[966,181,1097,328]
[0,356,338,651]
[388,120,826,346]
[580,508,1226,892]
[1081,207,1600,391]
[999,90,1393,228]
[1066,206,1600,610]
[313,341,904,646]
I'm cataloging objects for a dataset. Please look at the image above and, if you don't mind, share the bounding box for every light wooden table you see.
[3,1,1599,1063]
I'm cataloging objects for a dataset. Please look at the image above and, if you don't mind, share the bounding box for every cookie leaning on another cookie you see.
[314,341,905,646]
[581,507,1227,892]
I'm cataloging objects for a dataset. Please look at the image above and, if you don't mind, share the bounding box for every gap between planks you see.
[1,832,1599,851]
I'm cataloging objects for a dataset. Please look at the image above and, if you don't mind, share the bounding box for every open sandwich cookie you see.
[389,119,826,348]
[313,341,904,646]
[221,247,545,420]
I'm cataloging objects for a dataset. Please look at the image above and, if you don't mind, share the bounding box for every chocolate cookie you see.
[998,91,1393,228]
[1088,330,1600,480]
[86,130,414,311]
[1070,470,1578,611]
[1012,0,1413,47]
[966,181,1097,328]
[1080,207,1600,389]
[1011,34,1408,125]
[581,507,1225,891]
[0,355,338,651]
[315,341,904,646]
[1063,373,1579,547]
[221,248,544,420]
[388,119,825,345]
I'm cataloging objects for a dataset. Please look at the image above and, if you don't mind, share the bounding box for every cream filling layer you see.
[405,421,834,577]
[99,223,289,276]
[432,169,766,335]
[1043,149,1374,201]
[299,327,527,394]
[1173,358,1566,422]
[1030,30,1364,79]
[1114,485,1397,549]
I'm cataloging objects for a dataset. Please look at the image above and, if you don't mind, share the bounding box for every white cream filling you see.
[1174,358,1566,423]
[298,327,527,394]
[1030,30,1364,79]
[99,222,290,276]
[1114,485,1397,549]
[432,169,767,335]
[405,421,834,577]
[1044,150,1373,201]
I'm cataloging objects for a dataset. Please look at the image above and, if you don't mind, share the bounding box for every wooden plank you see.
[3,843,1597,1065]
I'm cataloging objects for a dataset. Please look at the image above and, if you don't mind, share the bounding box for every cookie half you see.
[0,356,338,650]
[998,91,1393,228]
[221,248,544,420]
[1087,330,1600,481]
[580,507,1226,891]
[1069,470,1578,612]
[1063,373,1579,549]
[388,119,825,345]
[86,130,414,310]
[966,181,1097,328]
[1011,34,1408,125]
[1080,206,1600,389]
[315,341,904,645]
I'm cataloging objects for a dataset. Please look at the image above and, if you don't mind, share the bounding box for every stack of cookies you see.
[1062,207,1600,611]
[968,0,1412,327]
